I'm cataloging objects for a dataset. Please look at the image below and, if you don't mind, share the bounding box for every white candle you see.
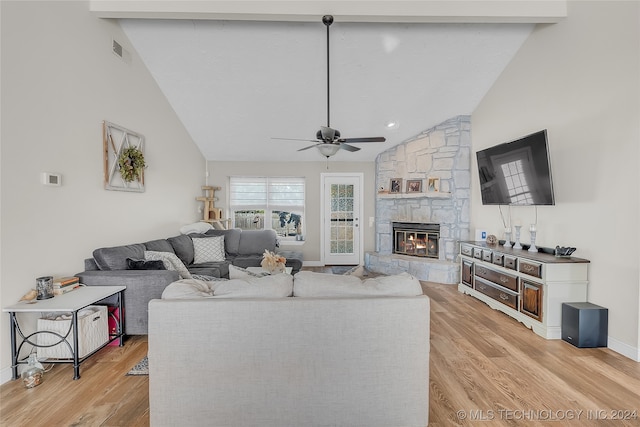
[530,224,537,232]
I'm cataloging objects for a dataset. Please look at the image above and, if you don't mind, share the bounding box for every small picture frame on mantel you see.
[406,179,422,193]
[390,178,402,193]
[427,177,440,192]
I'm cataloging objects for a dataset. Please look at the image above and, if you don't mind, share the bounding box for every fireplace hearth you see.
[393,222,440,259]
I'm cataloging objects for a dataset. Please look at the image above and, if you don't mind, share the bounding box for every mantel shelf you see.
[377,192,451,199]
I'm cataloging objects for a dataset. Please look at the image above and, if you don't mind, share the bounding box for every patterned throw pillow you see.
[193,236,225,264]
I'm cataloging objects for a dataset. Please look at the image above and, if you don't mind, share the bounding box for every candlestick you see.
[528,224,538,252]
[513,225,522,249]
[503,228,512,248]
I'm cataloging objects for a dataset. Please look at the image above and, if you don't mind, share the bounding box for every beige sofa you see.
[148,271,430,427]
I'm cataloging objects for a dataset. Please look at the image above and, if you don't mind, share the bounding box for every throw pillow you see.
[179,222,213,235]
[126,258,166,270]
[144,251,192,279]
[193,236,225,264]
[228,264,269,279]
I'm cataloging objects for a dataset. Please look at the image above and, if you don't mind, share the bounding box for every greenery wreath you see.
[118,146,146,182]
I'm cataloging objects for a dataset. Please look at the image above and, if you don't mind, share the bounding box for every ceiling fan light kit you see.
[317,144,341,157]
[272,15,386,159]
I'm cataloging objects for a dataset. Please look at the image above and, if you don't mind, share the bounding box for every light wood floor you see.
[1,280,639,426]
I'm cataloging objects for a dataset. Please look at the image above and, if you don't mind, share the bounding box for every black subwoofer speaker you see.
[562,302,608,348]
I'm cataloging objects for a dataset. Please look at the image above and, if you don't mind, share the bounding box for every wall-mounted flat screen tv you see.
[476,129,555,205]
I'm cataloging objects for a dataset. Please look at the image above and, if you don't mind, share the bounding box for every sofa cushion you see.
[145,251,192,279]
[343,265,366,277]
[205,228,242,256]
[188,262,228,279]
[213,274,293,298]
[167,234,196,265]
[237,230,277,255]
[293,271,423,297]
[126,258,166,270]
[162,279,215,299]
[144,239,175,253]
[193,236,226,264]
[229,265,269,279]
[93,244,146,271]
[231,255,264,270]
[276,250,304,273]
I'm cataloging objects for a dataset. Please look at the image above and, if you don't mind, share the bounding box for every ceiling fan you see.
[272,15,386,158]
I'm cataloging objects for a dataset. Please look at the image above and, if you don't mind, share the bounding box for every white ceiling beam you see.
[90,1,567,24]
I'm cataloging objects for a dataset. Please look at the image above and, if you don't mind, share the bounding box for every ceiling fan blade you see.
[297,144,320,152]
[340,136,387,143]
[271,137,319,143]
[339,143,361,152]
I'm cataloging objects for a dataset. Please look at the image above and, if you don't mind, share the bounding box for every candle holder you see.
[528,225,538,253]
[503,228,512,248]
[513,225,522,249]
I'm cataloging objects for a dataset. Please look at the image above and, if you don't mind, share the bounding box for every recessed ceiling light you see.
[385,121,399,130]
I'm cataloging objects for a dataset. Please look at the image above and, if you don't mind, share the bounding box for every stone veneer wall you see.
[365,115,471,284]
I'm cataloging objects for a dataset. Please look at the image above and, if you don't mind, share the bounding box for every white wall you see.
[208,161,377,263]
[471,1,640,359]
[0,1,206,381]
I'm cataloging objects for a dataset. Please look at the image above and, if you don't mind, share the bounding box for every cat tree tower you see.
[196,186,231,229]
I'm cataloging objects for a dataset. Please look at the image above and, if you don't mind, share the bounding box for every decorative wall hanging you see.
[103,121,146,192]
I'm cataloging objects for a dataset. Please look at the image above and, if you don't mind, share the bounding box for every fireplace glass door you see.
[392,222,440,259]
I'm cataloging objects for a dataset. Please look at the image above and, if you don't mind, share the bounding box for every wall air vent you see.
[112,39,123,58]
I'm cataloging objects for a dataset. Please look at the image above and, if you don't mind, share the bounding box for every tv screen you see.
[476,130,555,205]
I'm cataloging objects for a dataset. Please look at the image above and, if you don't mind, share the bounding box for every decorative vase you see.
[503,229,512,248]
[21,353,44,388]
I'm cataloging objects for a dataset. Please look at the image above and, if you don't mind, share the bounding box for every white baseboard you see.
[301,261,324,267]
[1,366,14,385]
[608,336,640,362]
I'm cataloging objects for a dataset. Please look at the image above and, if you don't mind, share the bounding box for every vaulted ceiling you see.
[93,1,566,162]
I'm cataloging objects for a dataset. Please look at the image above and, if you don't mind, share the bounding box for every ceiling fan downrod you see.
[323,15,333,128]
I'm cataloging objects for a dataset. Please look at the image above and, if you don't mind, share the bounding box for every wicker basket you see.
[37,305,108,359]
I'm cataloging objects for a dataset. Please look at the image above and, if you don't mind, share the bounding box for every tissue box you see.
[37,305,108,359]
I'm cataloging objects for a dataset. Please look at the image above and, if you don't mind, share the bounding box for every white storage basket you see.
[37,305,108,359]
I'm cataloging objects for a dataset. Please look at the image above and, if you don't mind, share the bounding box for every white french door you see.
[321,173,363,265]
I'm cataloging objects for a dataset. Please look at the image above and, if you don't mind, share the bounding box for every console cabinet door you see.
[462,259,474,287]
[521,280,543,321]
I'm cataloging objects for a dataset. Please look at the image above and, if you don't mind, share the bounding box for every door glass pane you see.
[330,184,355,255]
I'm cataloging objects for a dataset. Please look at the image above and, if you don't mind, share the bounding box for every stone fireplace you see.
[365,116,471,284]
[393,222,440,258]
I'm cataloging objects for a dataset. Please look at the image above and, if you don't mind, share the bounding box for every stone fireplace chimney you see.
[365,116,471,284]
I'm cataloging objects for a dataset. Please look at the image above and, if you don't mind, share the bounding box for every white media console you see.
[458,241,590,339]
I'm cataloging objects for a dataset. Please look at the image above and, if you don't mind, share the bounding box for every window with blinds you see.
[229,177,305,239]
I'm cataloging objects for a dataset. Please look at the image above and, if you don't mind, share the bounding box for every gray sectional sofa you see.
[76,228,302,335]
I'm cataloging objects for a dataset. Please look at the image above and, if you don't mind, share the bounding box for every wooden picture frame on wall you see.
[103,121,145,193]
[406,179,422,193]
[427,177,440,192]
[390,178,402,193]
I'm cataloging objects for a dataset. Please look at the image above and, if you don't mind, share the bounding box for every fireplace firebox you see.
[393,222,440,259]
